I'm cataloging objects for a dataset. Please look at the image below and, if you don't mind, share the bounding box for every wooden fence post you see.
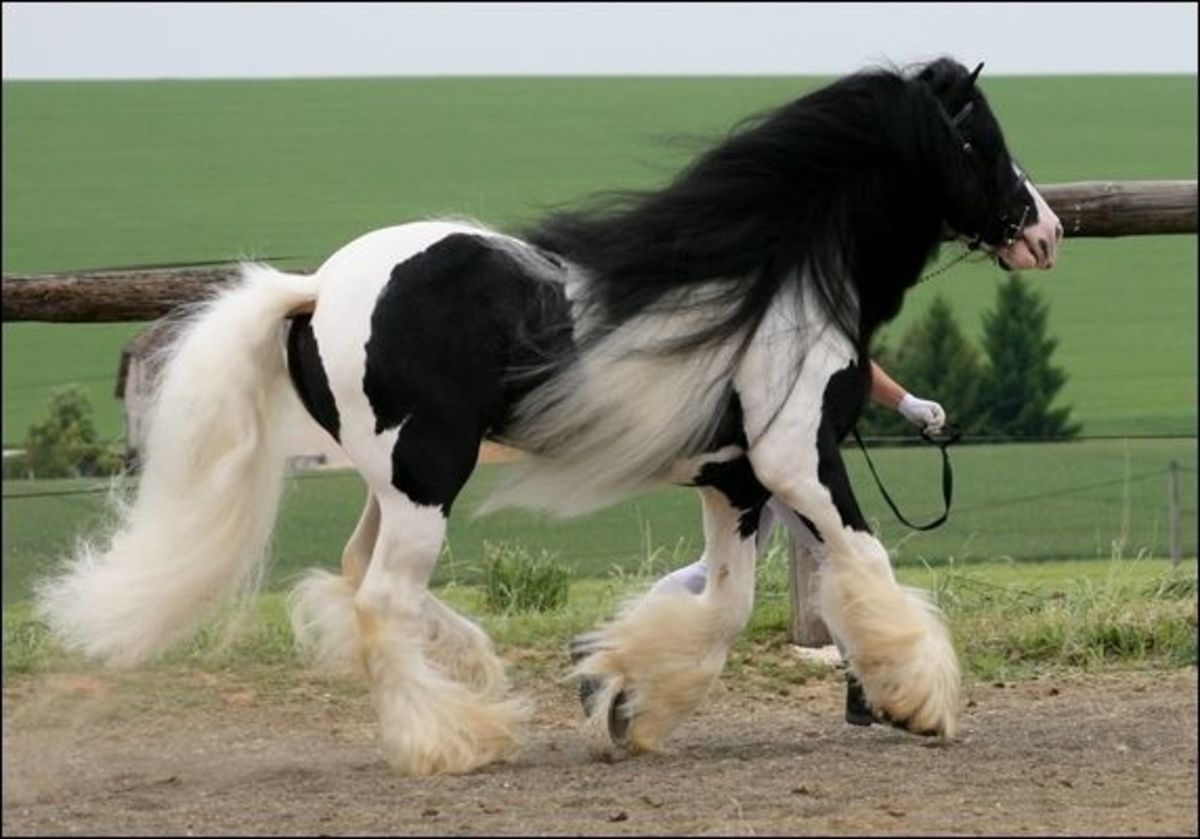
[1168,460,1181,567]
[788,532,832,647]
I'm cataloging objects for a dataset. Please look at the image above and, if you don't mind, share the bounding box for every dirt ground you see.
[3,664,1196,836]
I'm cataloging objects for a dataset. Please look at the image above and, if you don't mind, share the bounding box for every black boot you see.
[845,672,876,726]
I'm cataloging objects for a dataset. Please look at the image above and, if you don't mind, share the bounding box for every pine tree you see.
[978,275,1080,439]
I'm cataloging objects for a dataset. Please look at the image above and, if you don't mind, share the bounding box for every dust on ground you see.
[3,664,1196,836]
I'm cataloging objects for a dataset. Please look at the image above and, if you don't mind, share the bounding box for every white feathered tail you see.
[35,264,318,667]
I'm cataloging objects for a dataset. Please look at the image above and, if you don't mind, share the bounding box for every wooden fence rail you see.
[2,180,1196,324]
[1040,180,1197,237]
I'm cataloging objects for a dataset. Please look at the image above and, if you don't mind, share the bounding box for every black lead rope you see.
[851,424,961,531]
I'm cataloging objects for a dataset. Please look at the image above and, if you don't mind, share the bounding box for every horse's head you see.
[918,59,1061,271]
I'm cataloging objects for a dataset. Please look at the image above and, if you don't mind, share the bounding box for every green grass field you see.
[5,437,1194,607]
[2,75,1197,443]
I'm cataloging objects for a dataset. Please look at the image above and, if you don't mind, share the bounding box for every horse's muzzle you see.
[993,181,1062,270]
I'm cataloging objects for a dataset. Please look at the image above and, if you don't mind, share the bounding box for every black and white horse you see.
[37,58,1061,776]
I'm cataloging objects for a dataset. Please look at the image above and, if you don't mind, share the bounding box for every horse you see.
[35,57,1061,776]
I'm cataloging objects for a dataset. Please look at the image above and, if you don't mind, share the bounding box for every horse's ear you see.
[948,62,984,109]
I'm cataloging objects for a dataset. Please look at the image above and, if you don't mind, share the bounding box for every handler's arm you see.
[869,361,907,409]
[870,361,946,432]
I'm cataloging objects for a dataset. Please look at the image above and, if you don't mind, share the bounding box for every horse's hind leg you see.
[289,492,381,674]
[355,485,528,775]
[290,490,508,698]
[572,476,762,754]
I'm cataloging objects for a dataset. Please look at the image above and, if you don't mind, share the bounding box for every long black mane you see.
[527,58,1014,356]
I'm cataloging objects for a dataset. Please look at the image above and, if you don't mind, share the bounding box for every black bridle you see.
[936,87,1034,253]
[916,104,1032,285]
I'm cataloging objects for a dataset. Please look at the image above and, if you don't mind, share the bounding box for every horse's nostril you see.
[1038,238,1050,258]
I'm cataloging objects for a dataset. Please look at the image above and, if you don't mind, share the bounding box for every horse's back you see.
[291,220,573,507]
[312,220,491,308]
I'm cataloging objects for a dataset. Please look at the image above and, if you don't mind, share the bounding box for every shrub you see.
[22,386,125,478]
[2,451,31,481]
[482,542,571,614]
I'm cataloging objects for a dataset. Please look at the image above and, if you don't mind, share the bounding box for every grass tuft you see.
[924,553,1198,682]
[481,541,571,614]
[2,604,58,677]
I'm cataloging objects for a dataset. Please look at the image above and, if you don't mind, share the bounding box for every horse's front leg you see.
[758,498,877,726]
[742,352,960,738]
[571,471,765,754]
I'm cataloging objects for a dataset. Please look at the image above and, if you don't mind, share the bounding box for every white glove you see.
[897,393,946,433]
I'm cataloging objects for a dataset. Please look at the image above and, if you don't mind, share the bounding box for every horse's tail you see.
[35,264,319,668]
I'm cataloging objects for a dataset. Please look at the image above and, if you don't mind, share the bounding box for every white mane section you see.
[481,289,745,517]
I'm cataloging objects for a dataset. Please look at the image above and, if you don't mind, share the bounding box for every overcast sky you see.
[3,2,1197,79]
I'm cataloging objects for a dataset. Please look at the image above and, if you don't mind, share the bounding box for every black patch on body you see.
[694,368,873,542]
[688,394,766,537]
[694,457,771,538]
[360,233,573,514]
[287,314,341,442]
[816,360,872,533]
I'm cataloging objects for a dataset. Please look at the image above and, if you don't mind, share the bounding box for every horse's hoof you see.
[577,674,602,715]
[577,674,631,744]
[844,673,877,727]
[845,673,939,734]
[608,689,631,744]
[571,636,631,745]
[877,709,940,737]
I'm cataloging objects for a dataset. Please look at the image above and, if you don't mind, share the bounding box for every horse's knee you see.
[750,466,838,538]
[748,454,809,505]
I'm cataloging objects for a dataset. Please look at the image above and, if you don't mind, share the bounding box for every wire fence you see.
[3,437,1195,603]
[4,432,1195,501]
